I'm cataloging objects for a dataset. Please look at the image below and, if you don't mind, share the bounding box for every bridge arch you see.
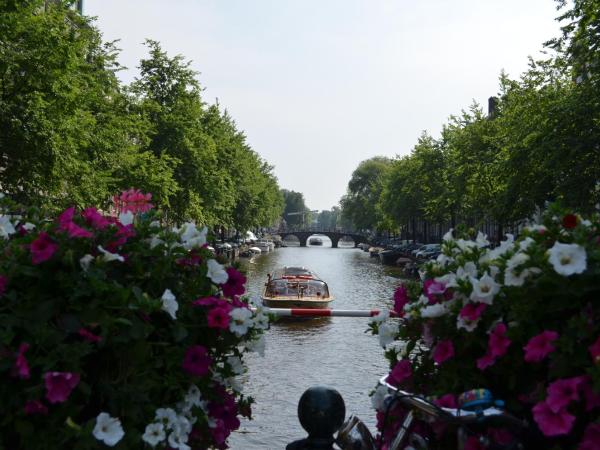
[276,230,370,248]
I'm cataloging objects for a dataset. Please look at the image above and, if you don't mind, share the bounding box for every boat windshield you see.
[283,266,313,277]
[267,278,329,298]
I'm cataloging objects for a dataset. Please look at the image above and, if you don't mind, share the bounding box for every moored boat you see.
[261,266,333,309]
[308,237,323,246]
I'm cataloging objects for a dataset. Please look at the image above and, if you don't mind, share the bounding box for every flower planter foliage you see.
[370,205,600,449]
[0,192,268,449]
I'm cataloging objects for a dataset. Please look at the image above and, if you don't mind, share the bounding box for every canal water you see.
[229,237,403,449]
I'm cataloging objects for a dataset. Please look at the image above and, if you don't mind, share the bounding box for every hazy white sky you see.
[85,0,562,211]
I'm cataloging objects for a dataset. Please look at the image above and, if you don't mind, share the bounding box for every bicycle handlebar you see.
[379,375,528,432]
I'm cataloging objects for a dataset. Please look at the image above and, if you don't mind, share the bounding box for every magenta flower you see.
[579,423,600,450]
[81,207,111,229]
[78,327,102,343]
[221,267,246,298]
[113,188,153,214]
[532,400,575,436]
[546,377,582,412]
[488,323,511,358]
[30,232,58,264]
[388,360,412,387]
[24,400,48,415]
[589,336,600,364]
[207,306,232,330]
[43,372,80,403]
[459,303,486,321]
[523,330,559,363]
[182,345,212,377]
[434,394,457,408]
[432,340,455,365]
[106,223,135,252]
[464,436,485,450]
[393,285,408,316]
[0,275,7,297]
[57,207,93,238]
[13,343,30,379]
[423,279,446,303]
[476,352,496,371]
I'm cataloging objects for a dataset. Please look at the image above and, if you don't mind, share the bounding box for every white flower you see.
[183,385,208,412]
[155,408,178,429]
[167,431,191,450]
[80,254,94,271]
[118,211,134,226]
[371,385,389,411]
[246,335,266,356]
[436,253,453,266]
[581,219,592,227]
[229,307,253,336]
[456,239,477,252]
[0,215,16,239]
[519,237,535,251]
[526,224,547,233]
[476,232,489,248]
[252,309,270,330]
[488,234,515,259]
[227,355,244,375]
[142,423,166,447]
[206,259,228,284]
[150,220,161,228]
[469,273,500,304]
[22,222,35,231]
[435,272,456,287]
[442,229,454,242]
[92,412,125,447]
[149,235,165,249]
[548,242,587,276]
[420,303,449,318]
[369,310,389,324]
[378,321,399,348]
[457,315,479,332]
[161,289,178,320]
[180,223,207,250]
[97,245,124,262]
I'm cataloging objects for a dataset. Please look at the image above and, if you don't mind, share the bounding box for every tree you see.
[281,189,310,228]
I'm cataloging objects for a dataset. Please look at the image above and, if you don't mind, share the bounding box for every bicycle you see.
[336,375,530,450]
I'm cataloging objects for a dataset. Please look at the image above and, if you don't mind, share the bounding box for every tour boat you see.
[261,266,334,309]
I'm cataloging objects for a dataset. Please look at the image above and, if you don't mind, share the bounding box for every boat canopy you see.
[282,266,314,277]
[267,278,330,298]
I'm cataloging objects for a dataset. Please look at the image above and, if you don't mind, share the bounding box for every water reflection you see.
[229,242,403,449]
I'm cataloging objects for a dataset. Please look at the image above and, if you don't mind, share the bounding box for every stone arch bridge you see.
[275,229,371,248]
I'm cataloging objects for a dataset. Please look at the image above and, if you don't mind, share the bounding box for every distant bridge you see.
[275,228,371,248]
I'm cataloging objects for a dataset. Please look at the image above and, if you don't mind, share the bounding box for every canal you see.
[229,238,403,449]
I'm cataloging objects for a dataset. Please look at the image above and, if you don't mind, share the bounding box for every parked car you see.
[415,244,441,259]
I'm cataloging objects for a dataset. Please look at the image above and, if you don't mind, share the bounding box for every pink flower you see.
[81,207,110,229]
[523,330,559,363]
[43,372,80,403]
[477,353,496,371]
[589,336,600,364]
[24,400,48,415]
[182,345,212,377]
[434,394,457,409]
[488,323,511,358]
[30,232,58,264]
[106,223,135,252]
[393,285,408,316]
[207,306,232,330]
[388,360,412,387]
[546,377,582,412]
[579,423,600,450]
[532,400,575,436]
[432,340,454,365]
[0,275,7,297]
[113,188,153,214]
[423,279,446,303]
[78,327,102,343]
[221,267,246,298]
[488,428,514,446]
[13,343,30,379]
[459,303,486,321]
[57,207,93,238]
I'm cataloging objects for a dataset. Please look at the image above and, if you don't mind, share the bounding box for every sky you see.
[85,0,562,211]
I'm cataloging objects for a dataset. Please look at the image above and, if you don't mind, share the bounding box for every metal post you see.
[286,386,346,450]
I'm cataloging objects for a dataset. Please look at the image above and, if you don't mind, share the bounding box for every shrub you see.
[0,191,268,449]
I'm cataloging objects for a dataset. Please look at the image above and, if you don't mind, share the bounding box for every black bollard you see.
[286,386,346,450]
